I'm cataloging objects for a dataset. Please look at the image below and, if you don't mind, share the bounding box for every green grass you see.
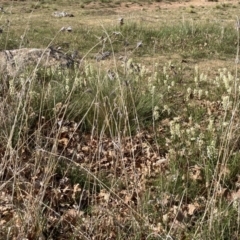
[0,7,237,59]
[1,1,240,239]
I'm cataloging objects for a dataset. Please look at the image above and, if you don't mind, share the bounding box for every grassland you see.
[0,0,240,239]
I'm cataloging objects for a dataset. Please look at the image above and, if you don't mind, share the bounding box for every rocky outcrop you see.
[0,47,76,78]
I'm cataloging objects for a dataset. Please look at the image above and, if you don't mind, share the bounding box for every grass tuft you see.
[1,1,240,239]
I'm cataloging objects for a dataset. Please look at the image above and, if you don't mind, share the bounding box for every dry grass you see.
[1,1,240,239]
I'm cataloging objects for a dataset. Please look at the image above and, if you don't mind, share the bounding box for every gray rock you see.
[0,47,77,78]
[96,51,111,61]
[60,26,73,32]
[52,11,74,18]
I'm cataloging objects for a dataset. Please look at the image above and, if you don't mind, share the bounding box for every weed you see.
[1,1,240,239]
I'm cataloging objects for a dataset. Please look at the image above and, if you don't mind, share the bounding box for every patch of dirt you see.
[84,0,237,14]
[118,0,218,12]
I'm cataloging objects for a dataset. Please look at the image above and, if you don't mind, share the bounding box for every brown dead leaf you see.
[124,194,132,204]
[62,209,81,225]
[187,203,199,216]
[72,184,81,200]
[53,102,62,113]
[161,118,170,126]
[81,146,90,152]
[98,189,110,202]
[58,138,69,147]
[231,189,240,203]
[162,213,169,223]
[149,222,163,234]
[189,165,202,181]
